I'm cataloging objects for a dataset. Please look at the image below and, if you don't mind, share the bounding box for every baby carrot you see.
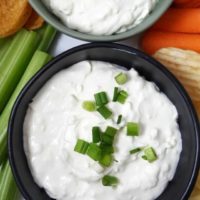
[151,8,200,33]
[174,0,200,8]
[141,30,200,55]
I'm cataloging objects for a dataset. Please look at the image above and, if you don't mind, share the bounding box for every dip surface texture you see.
[42,0,158,35]
[24,61,182,200]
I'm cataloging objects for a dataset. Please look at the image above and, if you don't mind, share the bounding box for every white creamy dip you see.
[24,61,182,200]
[42,0,158,35]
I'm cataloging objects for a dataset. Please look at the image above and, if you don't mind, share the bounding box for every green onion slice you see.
[113,87,119,102]
[99,153,113,167]
[82,101,96,112]
[102,134,114,145]
[97,106,112,119]
[74,139,89,154]
[127,122,140,136]
[102,175,119,186]
[105,126,118,137]
[115,72,128,85]
[143,147,158,163]
[92,127,101,143]
[117,115,122,124]
[94,91,109,107]
[100,143,114,154]
[116,90,128,104]
[130,147,143,154]
[86,143,102,161]
[142,155,148,160]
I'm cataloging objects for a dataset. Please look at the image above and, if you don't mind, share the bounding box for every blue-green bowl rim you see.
[29,0,173,42]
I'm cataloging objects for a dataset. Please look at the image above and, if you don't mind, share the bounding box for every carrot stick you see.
[151,8,200,33]
[174,0,200,8]
[174,0,191,3]
[141,30,200,55]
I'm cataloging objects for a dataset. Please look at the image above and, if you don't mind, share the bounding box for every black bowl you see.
[8,43,200,200]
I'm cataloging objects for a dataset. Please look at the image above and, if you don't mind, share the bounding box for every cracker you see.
[25,9,44,30]
[154,48,200,117]
[0,0,32,37]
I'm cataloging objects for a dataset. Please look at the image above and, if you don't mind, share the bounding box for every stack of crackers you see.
[0,0,44,38]
[154,47,200,118]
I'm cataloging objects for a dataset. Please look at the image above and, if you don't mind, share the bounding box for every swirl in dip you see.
[42,0,158,35]
[24,61,182,200]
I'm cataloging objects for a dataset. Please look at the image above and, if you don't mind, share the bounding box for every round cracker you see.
[25,9,44,30]
[0,0,32,37]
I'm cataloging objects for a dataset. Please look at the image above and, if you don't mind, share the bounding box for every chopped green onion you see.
[130,147,143,154]
[116,90,128,104]
[92,127,101,143]
[102,134,114,145]
[102,175,119,186]
[105,126,118,137]
[113,87,119,102]
[117,115,122,124]
[101,126,117,145]
[86,143,102,161]
[100,143,114,154]
[143,147,158,163]
[142,155,148,160]
[82,101,96,112]
[115,72,128,85]
[97,106,112,119]
[74,139,89,154]
[94,91,109,107]
[99,153,113,167]
[127,122,140,136]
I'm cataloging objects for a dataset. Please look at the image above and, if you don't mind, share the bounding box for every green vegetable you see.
[116,90,128,104]
[0,29,40,113]
[0,25,56,113]
[143,147,158,163]
[117,115,122,124]
[112,87,119,102]
[99,153,113,167]
[127,122,140,136]
[102,134,114,145]
[130,147,143,154]
[94,91,109,107]
[82,101,96,112]
[74,139,89,154]
[97,106,112,119]
[142,155,148,160]
[105,126,117,137]
[0,160,19,200]
[0,36,13,64]
[87,143,102,161]
[36,24,57,52]
[0,51,52,163]
[101,126,118,145]
[92,127,101,143]
[100,143,114,154]
[102,175,119,186]
[115,72,128,85]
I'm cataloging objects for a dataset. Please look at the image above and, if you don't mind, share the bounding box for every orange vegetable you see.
[141,30,200,55]
[174,0,200,8]
[174,0,191,4]
[151,8,200,33]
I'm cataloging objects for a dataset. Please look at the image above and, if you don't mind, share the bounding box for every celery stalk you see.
[0,160,20,200]
[0,29,40,112]
[0,36,13,64]
[0,51,52,164]
[37,24,57,52]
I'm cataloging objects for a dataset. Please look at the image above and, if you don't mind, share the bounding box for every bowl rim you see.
[29,0,173,42]
[8,43,200,200]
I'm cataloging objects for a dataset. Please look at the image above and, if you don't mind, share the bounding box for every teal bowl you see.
[29,0,172,42]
